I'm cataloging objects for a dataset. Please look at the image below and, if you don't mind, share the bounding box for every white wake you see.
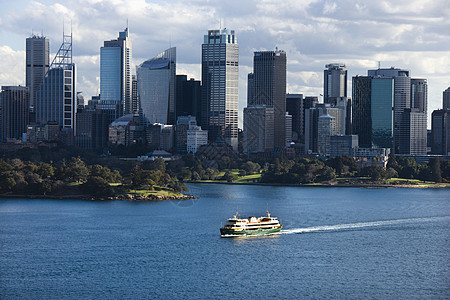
[282,216,450,235]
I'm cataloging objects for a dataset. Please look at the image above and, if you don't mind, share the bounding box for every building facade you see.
[324,63,347,105]
[371,77,394,148]
[175,75,201,122]
[243,105,274,153]
[252,49,287,148]
[399,108,427,155]
[201,29,239,150]
[0,86,29,142]
[431,109,450,155]
[137,47,176,125]
[443,87,450,110]
[99,28,132,120]
[35,33,76,135]
[26,35,49,108]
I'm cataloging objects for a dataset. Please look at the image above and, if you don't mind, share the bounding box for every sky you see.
[1,0,450,128]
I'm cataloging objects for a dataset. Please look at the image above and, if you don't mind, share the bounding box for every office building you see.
[75,107,109,150]
[286,94,304,143]
[285,113,292,146]
[131,75,139,114]
[201,28,239,150]
[317,114,337,155]
[330,135,359,157]
[431,109,450,155]
[247,73,254,105]
[411,79,427,113]
[368,67,410,152]
[137,47,176,125]
[187,126,208,154]
[324,63,347,105]
[35,32,76,135]
[371,77,394,148]
[399,108,427,155]
[0,86,29,142]
[176,75,201,121]
[352,76,372,148]
[243,105,274,153]
[99,28,132,120]
[176,115,198,154]
[26,35,49,108]
[252,49,287,148]
[443,87,450,110]
[108,114,144,146]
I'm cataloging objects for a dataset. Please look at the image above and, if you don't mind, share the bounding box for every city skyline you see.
[1,0,449,128]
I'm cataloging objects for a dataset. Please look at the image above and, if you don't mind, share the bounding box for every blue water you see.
[0,184,449,299]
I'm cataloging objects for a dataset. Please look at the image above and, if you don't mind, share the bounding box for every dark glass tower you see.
[252,49,287,148]
[352,76,372,148]
[0,86,29,142]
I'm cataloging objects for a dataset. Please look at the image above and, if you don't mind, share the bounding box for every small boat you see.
[220,209,282,237]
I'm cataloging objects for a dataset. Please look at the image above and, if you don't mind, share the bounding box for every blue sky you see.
[1,0,449,128]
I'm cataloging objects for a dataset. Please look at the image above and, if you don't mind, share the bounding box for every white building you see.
[187,126,208,154]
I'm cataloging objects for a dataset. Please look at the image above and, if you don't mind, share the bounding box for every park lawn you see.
[235,173,262,183]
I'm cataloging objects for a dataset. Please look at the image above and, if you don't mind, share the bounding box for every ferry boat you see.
[220,210,282,237]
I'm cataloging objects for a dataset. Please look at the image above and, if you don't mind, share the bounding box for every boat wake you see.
[282,216,450,235]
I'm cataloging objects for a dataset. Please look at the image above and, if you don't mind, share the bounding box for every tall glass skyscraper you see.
[252,49,287,148]
[352,76,372,148]
[100,28,132,121]
[201,28,239,150]
[35,32,76,133]
[0,86,29,142]
[371,78,394,148]
[26,35,49,107]
[137,47,176,125]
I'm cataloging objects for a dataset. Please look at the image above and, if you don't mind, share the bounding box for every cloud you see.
[1,0,449,127]
[0,46,25,86]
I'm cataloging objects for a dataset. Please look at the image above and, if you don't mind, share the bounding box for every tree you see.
[66,157,89,182]
[82,176,114,196]
[429,157,442,183]
[222,171,238,182]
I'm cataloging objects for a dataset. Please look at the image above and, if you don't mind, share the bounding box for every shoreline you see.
[184,181,450,189]
[0,193,199,201]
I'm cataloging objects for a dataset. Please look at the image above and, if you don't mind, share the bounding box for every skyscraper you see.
[0,86,29,142]
[399,108,427,155]
[175,75,201,122]
[286,94,304,143]
[431,109,450,155]
[35,31,76,134]
[411,79,427,113]
[370,77,394,148]
[26,35,49,108]
[368,67,410,152]
[99,28,132,120]
[252,49,287,148]
[352,76,372,148]
[137,47,176,125]
[443,87,450,110]
[201,28,239,150]
[324,63,347,105]
[243,105,274,153]
[247,73,254,105]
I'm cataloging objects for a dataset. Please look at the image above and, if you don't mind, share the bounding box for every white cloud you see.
[1,0,449,128]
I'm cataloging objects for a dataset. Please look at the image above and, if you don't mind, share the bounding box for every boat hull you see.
[220,226,282,237]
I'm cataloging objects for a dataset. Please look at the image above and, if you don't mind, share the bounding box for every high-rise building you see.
[370,77,394,148]
[285,113,292,146]
[26,35,49,107]
[99,28,132,120]
[286,94,304,143]
[201,28,239,150]
[247,73,254,105]
[352,76,372,148]
[75,107,109,150]
[176,115,198,154]
[368,67,410,152]
[131,75,139,114]
[324,63,347,105]
[443,87,450,110]
[399,108,427,155]
[411,79,427,113]
[137,47,176,125]
[252,49,287,148]
[0,86,29,142]
[317,114,337,155]
[243,105,274,153]
[431,109,450,155]
[187,126,208,155]
[35,32,76,135]
[175,75,201,121]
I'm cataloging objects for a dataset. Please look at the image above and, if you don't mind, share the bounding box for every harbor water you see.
[1,184,449,298]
